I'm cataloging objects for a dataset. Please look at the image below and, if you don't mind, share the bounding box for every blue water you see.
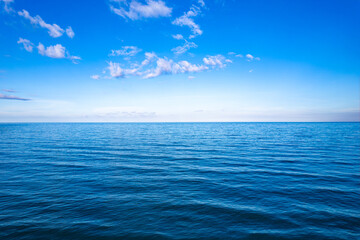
[0,123,359,240]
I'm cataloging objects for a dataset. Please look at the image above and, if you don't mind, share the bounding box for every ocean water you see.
[0,123,359,240]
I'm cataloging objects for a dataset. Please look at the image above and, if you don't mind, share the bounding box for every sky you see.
[0,0,359,122]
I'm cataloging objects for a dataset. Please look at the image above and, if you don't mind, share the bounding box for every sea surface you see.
[0,123,359,240]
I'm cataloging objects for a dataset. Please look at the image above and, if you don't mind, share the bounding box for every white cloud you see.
[172,6,203,39]
[176,60,208,73]
[188,75,195,79]
[172,34,184,40]
[143,57,172,78]
[102,52,230,79]
[171,41,197,55]
[1,0,14,13]
[38,43,65,58]
[68,55,81,64]
[246,54,261,61]
[228,52,236,55]
[198,0,205,7]
[249,69,253,73]
[18,9,65,38]
[108,61,124,78]
[110,0,172,20]
[91,75,100,80]
[66,26,75,38]
[140,51,157,66]
[143,57,208,79]
[17,38,33,52]
[203,54,229,68]
[246,54,254,60]
[235,54,243,58]
[37,43,81,63]
[109,46,142,57]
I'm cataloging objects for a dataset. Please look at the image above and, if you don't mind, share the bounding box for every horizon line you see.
[0,121,359,124]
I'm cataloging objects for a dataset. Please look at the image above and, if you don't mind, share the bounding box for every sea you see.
[0,123,359,240]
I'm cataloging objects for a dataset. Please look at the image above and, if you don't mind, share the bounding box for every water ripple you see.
[0,123,359,239]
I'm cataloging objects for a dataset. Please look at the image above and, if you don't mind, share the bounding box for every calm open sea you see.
[0,123,359,239]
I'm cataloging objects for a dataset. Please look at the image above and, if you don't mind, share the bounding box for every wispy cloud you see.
[246,54,260,61]
[0,93,30,101]
[91,75,100,80]
[143,57,209,78]
[17,38,33,52]
[108,61,125,78]
[18,9,74,39]
[2,89,16,93]
[246,54,254,60]
[227,52,245,58]
[172,34,184,40]
[106,52,158,78]
[203,54,230,68]
[93,106,156,120]
[68,55,81,64]
[198,0,205,7]
[172,5,203,39]
[1,0,14,13]
[18,9,64,37]
[109,46,142,57]
[140,51,157,66]
[66,26,75,38]
[110,0,172,20]
[171,41,197,55]
[102,52,230,79]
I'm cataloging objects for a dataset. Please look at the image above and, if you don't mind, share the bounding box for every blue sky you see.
[0,0,359,122]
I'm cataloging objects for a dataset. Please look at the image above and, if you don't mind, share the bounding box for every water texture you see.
[0,123,359,239]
